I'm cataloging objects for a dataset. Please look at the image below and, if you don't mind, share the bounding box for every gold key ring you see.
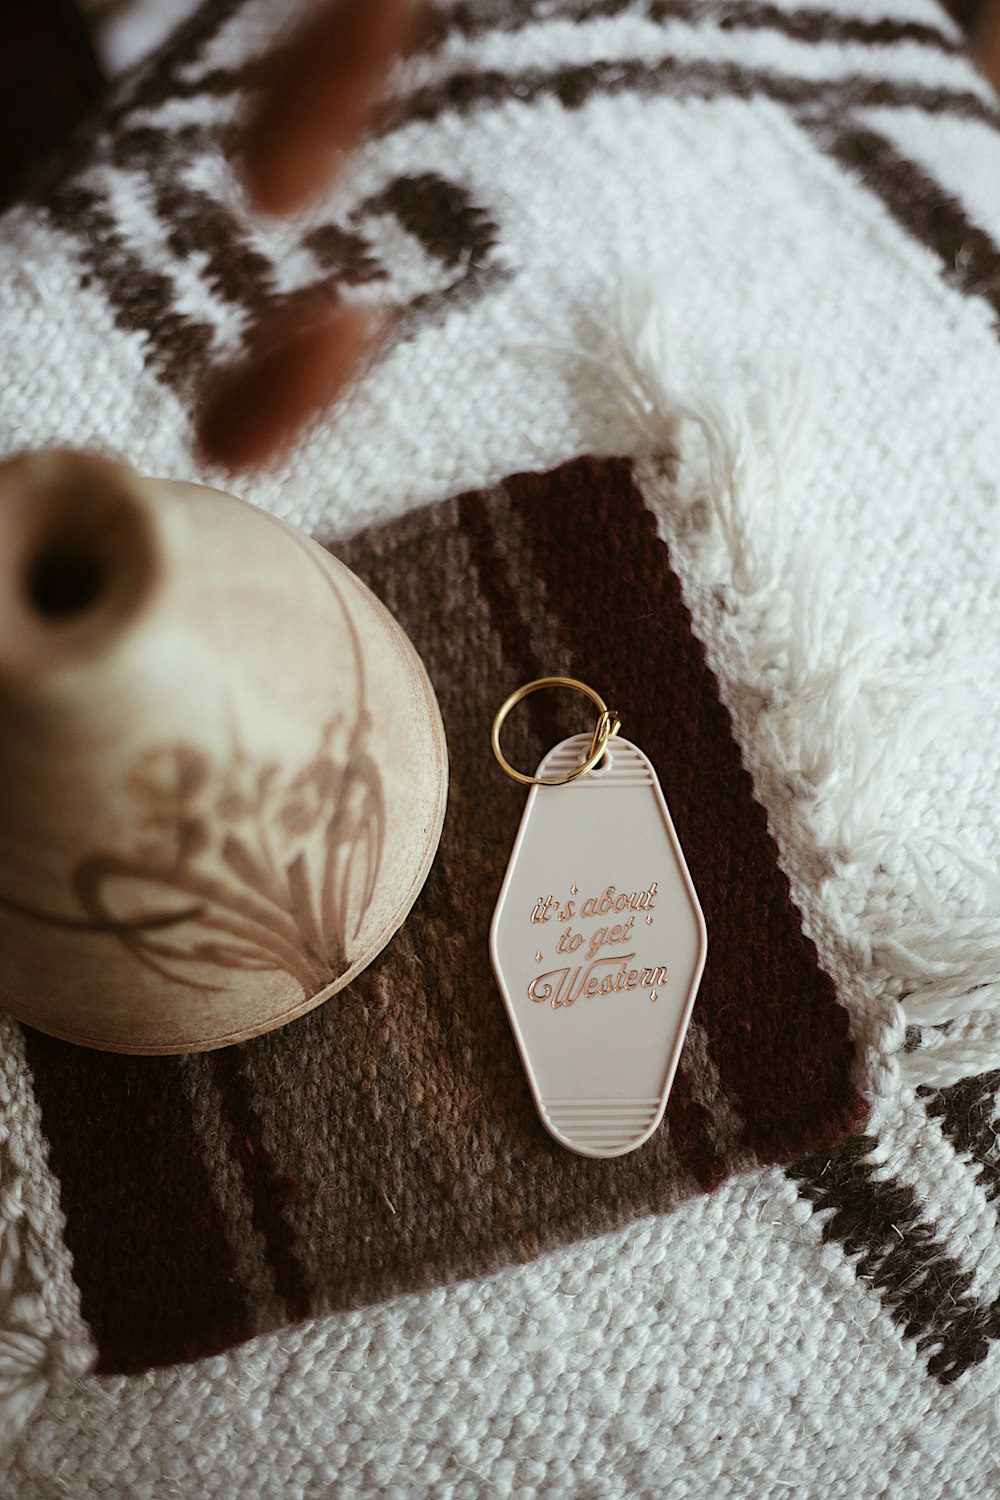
[491,676,622,786]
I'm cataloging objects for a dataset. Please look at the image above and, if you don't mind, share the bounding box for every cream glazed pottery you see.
[0,450,448,1053]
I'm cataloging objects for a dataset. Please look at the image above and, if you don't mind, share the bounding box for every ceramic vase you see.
[0,449,448,1053]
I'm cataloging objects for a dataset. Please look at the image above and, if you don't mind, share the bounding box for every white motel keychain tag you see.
[489,678,707,1159]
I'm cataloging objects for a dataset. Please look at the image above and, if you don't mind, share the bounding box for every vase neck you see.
[0,450,161,682]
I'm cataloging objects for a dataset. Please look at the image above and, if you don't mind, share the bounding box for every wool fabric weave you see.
[0,0,999,1494]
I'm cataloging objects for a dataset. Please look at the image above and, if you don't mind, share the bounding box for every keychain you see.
[489,677,707,1159]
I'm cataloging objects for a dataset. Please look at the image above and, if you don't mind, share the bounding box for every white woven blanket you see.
[1,0,1000,1494]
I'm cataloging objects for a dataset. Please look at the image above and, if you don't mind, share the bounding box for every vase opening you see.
[0,449,159,675]
[27,542,107,619]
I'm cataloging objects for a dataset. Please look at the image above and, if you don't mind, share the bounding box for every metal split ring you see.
[491,676,621,786]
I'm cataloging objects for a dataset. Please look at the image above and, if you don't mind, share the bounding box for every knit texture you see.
[2,0,1000,1490]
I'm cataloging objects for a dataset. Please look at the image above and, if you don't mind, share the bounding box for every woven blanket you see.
[2,0,1000,1494]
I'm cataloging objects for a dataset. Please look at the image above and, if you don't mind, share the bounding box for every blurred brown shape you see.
[945,0,1000,90]
[238,0,421,217]
[197,0,418,470]
[195,300,377,471]
[975,1,1000,90]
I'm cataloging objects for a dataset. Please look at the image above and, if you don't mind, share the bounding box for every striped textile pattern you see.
[1,0,1000,1492]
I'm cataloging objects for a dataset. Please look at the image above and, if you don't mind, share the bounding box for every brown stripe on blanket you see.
[176,1053,290,1330]
[104,0,249,123]
[920,1070,1000,1204]
[41,183,217,395]
[205,1047,315,1320]
[696,2,959,52]
[679,1020,760,1179]
[419,0,959,56]
[25,459,867,1371]
[788,1136,1000,1384]
[810,123,1000,325]
[22,1034,253,1373]
[380,55,998,141]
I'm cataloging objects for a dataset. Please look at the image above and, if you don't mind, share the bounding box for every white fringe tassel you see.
[599,285,1000,1097]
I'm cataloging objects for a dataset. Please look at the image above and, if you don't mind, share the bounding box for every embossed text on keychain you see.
[489,678,708,1159]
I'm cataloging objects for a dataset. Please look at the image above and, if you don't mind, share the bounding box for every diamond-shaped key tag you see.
[490,734,707,1159]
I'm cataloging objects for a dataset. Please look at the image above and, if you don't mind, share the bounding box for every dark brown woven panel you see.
[24,458,866,1374]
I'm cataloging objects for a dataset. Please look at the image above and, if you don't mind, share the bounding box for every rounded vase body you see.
[0,450,448,1052]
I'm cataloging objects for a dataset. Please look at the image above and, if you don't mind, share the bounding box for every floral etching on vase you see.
[0,553,386,998]
[2,721,385,997]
